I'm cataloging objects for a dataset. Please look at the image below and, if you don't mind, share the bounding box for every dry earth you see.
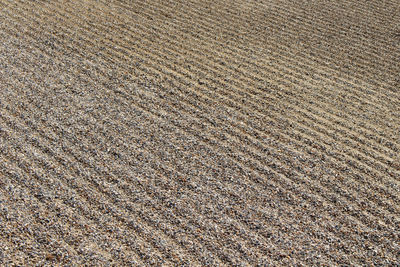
[0,0,400,265]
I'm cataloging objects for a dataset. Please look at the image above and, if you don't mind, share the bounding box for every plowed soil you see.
[0,0,399,265]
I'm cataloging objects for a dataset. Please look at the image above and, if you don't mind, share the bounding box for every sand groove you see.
[1,0,399,265]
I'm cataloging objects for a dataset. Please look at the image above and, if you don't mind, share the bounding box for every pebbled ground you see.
[0,0,399,265]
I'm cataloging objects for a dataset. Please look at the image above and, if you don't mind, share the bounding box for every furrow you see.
[0,83,366,266]
[0,53,266,265]
[0,49,305,266]
[0,96,224,266]
[122,0,400,92]
[54,0,400,157]
[0,148,147,266]
[7,0,398,161]
[0,118,181,266]
[2,0,399,264]
[123,0,398,69]
[2,47,396,266]
[19,2,400,207]
[2,4,396,237]
[2,14,396,231]
[13,0,400,185]
[0,162,147,266]
[0,39,386,266]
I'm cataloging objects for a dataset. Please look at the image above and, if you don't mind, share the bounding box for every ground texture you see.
[0,0,400,265]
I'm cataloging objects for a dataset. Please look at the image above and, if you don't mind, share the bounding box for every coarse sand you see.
[0,0,399,265]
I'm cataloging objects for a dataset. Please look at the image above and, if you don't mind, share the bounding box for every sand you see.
[0,0,399,265]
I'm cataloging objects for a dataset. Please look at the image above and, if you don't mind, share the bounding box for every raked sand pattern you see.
[0,0,400,265]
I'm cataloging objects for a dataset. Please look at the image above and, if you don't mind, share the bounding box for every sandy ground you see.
[0,0,399,265]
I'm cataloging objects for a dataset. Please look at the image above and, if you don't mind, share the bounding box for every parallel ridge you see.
[0,0,399,265]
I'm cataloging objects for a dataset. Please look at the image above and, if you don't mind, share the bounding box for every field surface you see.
[1,0,400,265]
